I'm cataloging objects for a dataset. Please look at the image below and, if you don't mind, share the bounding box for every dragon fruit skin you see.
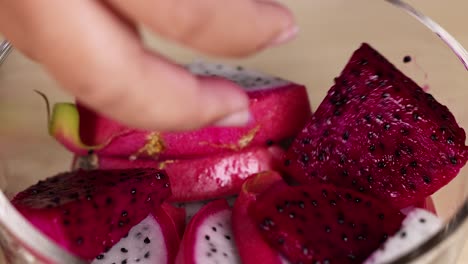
[233,171,289,264]
[50,62,311,160]
[284,43,468,209]
[250,183,405,264]
[176,199,240,264]
[11,168,171,261]
[364,208,443,264]
[75,146,284,202]
[91,206,181,264]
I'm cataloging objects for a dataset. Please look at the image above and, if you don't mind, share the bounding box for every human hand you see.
[0,0,296,131]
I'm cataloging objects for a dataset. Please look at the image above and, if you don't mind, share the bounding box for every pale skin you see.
[0,0,297,132]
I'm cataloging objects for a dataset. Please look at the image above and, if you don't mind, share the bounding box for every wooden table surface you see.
[0,0,467,263]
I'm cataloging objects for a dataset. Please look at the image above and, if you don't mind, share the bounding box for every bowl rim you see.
[0,1,467,263]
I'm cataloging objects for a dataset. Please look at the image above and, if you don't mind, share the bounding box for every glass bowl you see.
[0,0,467,263]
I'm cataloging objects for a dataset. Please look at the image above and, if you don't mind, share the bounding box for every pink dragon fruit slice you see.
[176,199,240,264]
[91,206,181,264]
[50,62,311,159]
[284,43,468,208]
[250,183,405,264]
[11,168,171,261]
[364,208,442,264]
[73,146,283,202]
[233,171,290,264]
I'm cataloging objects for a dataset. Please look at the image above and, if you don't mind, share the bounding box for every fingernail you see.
[268,25,299,47]
[214,109,253,127]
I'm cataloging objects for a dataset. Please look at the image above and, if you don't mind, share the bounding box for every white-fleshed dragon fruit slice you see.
[50,62,311,160]
[364,208,443,264]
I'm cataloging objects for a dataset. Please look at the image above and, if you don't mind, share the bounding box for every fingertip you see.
[197,76,251,127]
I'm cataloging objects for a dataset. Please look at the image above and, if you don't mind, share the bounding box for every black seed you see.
[131,188,137,195]
[311,200,318,207]
[223,252,228,257]
[369,145,376,152]
[400,231,407,238]
[322,189,328,197]
[364,114,372,122]
[394,113,401,120]
[225,235,231,240]
[76,237,84,245]
[278,238,285,245]
[266,139,274,146]
[63,219,70,226]
[431,134,438,141]
[106,197,113,205]
[342,234,348,242]
[334,109,341,116]
[205,235,210,241]
[345,193,352,200]
[335,170,346,179]
[121,248,128,253]
[413,113,420,121]
[206,252,212,257]
[297,201,305,209]
[382,92,390,98]
[447,136,455,144]
[383,123,391,130]
[323,130,330,137]
[377,161,386,168]
[361,95,367,101]
[410,161,418,167]
[289,212,296,218]
[400,167,407,175]
[450,157,458,164]
[121,260,127,264]
[301,154,310,164]
[420,218,426,223]
[355,198,361,203]
[121,211,128,217]
[423,176,431,184]
[236,66,243,71]
[118,221,125,227]
[96,255,104,260]
[360,59,368,65]
[329,200,337,206]
[86,194,93,201]
[144,252,150,258]
[284,159,291,166]
[342,131,350,140]
[441,114,450,120]
[211,248,217,253]
[403,55,412,63]
[358,186,365,192]
[352,179,357,186]
[212,226,217,232]
[338,216,345,225]
[376,114,383,120]
[144,237,151,244]
[301,138,311,145]
[378,213,385,220]
[401,128,410,135]
[276,205,284,213]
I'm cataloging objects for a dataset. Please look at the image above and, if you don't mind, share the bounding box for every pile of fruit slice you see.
[11,43,466,263]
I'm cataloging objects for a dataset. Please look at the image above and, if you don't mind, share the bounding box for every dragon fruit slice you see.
[250,184,405,264]
[74,146,283,202]
[50,62,311,159]
[233,171,290,264]
[176,199,240,264]
[364,208,442,264]
[11,168,171,260]
[173,196,237,226]
[91,206,181,264]
[284,43,468,208]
